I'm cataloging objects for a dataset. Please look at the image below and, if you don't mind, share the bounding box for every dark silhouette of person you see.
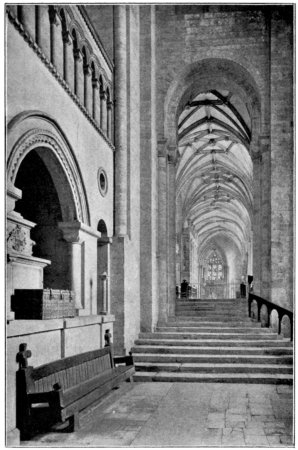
[181,279,189,297]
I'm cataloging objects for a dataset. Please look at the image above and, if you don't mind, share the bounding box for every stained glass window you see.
[206,250,224,281]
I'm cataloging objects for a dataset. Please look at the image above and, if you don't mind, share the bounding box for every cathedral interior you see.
[6,4,294,446]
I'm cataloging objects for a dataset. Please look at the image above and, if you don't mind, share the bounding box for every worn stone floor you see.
[22,382,294,447]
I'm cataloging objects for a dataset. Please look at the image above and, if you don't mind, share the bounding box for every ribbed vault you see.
[176,89,253,288]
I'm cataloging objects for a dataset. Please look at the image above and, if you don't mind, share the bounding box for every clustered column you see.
[157,140,168,322]
[167,151,176,317]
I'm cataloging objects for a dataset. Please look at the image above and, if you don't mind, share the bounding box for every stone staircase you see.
[132,298,293,384]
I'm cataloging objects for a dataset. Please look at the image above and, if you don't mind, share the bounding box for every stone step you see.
[133,371,293,384]
[132,353,293,365]
[175,304,247,309]
[156,326,273,334]
[134,338,292,347]
[134,362,293,374]
[175,313,251,318]
[175,303,246,308]
[134,301,293,384]
[139,332,279,340]
[131,345,293,355]
[175,312,249,317]
[169,316,253,322]
[166,319,259,327]
[176,298,242,302]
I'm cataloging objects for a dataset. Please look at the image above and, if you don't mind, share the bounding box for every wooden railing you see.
[248,293,293,341]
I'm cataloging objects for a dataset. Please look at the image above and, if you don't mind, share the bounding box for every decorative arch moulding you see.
[7,126,90,226]
[6,8,115,151]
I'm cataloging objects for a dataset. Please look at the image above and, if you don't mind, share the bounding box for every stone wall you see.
[270,8,293,309]
[111,6,141,353]
[6,6,116,442]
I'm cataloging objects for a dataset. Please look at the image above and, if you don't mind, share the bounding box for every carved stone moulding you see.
[7,215,36,257]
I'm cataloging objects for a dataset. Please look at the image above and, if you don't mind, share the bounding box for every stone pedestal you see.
[7,185,51,321]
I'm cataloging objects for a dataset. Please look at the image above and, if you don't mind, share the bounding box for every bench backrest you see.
[24,346,114,393]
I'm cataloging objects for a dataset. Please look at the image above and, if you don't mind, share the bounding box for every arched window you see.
[82,46,88,108]
[60,9,69,82]
[17,6,23,23]
[207,250,224,281]
[91,62,97,119]
[72,29,79,96]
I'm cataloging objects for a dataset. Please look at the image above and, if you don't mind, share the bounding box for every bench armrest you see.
[113,353,134,366]
[28,390,63,408]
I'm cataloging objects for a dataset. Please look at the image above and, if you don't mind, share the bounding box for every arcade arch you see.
[159,58,261,314]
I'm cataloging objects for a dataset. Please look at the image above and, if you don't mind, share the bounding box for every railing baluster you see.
[248,293,293,341]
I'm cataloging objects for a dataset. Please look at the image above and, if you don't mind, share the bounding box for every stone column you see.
[114,5,127,236]
[157,140,168,323]
[59,222,102,316]
[167,152,176,317]
[62,30,71,84]
[252,149,262,296]
[83,64,91,112]
[107,100,113,140]
[92,78,99,121]
[49,6,59,66]
[74,48,83,100]
[259,138,271,299]
[100,89,108,135]
[59,226,83,311]
[97,237,112,314]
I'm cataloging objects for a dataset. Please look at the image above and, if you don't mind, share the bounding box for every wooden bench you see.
[16,343,135,439]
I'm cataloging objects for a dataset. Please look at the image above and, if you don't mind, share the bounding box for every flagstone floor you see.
[22,382,294,447]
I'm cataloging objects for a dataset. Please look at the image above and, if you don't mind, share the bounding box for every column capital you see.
[157,138,168,158]
[167,153,177,165]
[251,151,262,162]
[100,89,108,100]
[98,237,113,246]
[74,48,82,61]
[58,221,101,242]
[49,6,59,25]
[62,30,72,45]
[83,64,91,76]
[92,78,99,89]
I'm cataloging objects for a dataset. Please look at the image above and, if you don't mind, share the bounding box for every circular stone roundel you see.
[97,168,108,197]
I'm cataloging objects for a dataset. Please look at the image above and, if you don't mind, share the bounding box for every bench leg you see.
[70,412,80,431]
[129,375,134,383]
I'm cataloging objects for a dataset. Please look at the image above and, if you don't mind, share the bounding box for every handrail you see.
[248,293,293,341]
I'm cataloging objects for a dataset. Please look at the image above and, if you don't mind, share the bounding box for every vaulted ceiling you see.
[176,90,253,267]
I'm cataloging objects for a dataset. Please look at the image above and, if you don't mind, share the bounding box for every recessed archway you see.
[14,148,71,289]
[160,58,261,309]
